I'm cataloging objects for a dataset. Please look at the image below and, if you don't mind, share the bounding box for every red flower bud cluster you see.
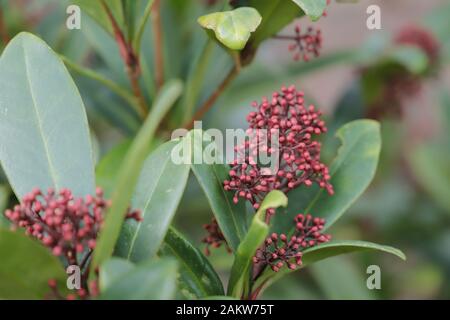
[4,187,141,267]
[223,85,333,213]
[275,25,322,62]
[253,214,331,272]
[202,218,231,256]
[395,25,440,69]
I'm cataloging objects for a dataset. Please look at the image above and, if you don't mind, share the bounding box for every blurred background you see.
[0,0,449,299]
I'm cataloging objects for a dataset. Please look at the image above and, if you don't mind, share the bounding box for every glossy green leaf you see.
[99,258,178,300]
[160,227,224,298]
[198,7,262,50]
[99,257,134,293]
[73,0,124,37]
[190,130,247,251]
[228,190,287,298]
[255,240,405,292]
[91,80,183,274]
[303,119,381,230]
[292,0,327,21]
[0,32,95,199]
[115,140,190,262]
[0,228,67,299]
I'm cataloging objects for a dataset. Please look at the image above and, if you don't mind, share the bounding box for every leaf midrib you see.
[22,40,60,193]
[126,152,171,260]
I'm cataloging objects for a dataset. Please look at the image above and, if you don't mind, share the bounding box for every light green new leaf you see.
[91,80,183,274]
[115,140,190,262]
[198,7,262,50]
[302,120,381,230]
[292,0,327,21]
[189,130,247,251]
[228,190,287,298]
[0,32,95,199]
[160,227,224,298]
[0,228,67,299]
[99,258,178,300]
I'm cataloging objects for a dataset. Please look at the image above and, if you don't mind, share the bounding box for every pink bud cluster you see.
[275,25,322,62]
[223,85,333,213]
[253,214,331,272]
[395,25,440,68]
[4,187,141,267]
[202,218,231,256]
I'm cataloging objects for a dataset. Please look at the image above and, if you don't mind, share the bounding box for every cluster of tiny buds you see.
[4,187,142,267]
[224,85,333,211]
[253,214,331,272]
[274,24,322,62]
[202,218,231,256]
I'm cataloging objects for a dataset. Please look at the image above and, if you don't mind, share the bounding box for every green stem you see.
[60,55,141,114]
[133,0,155,54]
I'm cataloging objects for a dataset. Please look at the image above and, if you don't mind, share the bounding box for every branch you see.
[101,0,148,118]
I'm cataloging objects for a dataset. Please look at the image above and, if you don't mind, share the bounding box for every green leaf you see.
[0,185,11,227]
[301,240,406,264]
[99,257,134,293]
[255,240,405,292]
[0,32,95,198]
[96,140,132,198]
[96,138,161,198]
[198,7,262,50]
[227,190,287,298]
[190,130,247,251]
[387,45,429,74]
[99,258,178,300]
[91,80,183,274]
[160,227,224,298]
[73,0,124,37]
[310,256,376,300]
[0,228,67,299]
[291,0,327,21]
[303,119,382,230]
[408,143,450,214]
[115,140,190,262]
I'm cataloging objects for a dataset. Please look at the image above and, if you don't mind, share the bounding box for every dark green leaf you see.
[0,32,95,198]
[99,258,178,300]
[160,227,224,298]
[190,130,247,251]
[303,119,382,230]
[91,80,183,274]
[115,140,190,262]
[255,240,405,291]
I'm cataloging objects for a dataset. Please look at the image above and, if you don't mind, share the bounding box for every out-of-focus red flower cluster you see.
[201,218,231,256]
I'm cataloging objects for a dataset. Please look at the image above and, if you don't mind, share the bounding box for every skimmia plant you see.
[0,0,406,300]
